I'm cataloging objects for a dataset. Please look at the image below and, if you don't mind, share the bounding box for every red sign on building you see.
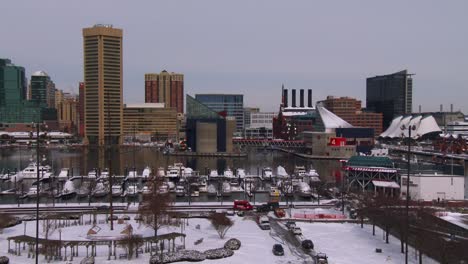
[329,137,346,146]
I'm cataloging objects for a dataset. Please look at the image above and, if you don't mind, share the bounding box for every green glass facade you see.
[0,58,45,124]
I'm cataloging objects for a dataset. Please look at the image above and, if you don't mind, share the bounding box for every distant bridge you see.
[233,139,306,148]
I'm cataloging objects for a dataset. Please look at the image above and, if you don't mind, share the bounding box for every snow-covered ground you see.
[0,213,438,264]
[297,222,438,264]
[440,212,468,230]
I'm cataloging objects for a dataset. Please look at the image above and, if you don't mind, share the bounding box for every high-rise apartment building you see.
[83,24,123,145]
[195,94,244,134]
[145,70,184,114]
[30,71,56,108]
[366,70,413,129]
[78,82,85,137]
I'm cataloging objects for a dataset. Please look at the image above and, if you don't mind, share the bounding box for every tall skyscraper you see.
[195,94,244,134]
[144,70,184,114]
[366,70,413,129]
[30,71,56,108]
[78,82,85,137]
[83,24,123,145]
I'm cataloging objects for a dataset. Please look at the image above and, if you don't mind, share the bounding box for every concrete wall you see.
[402,175,465,201]
[196,122,217,153]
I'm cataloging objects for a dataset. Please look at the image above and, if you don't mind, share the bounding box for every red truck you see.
[233,200,253,211]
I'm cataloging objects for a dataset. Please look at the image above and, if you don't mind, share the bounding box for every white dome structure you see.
[379,115,441,139]
[317,105,353,132]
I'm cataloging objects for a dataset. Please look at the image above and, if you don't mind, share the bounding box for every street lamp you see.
[401,124,416,264]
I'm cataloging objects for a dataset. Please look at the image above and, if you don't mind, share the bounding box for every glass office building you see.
[195,94,244,134]
[366,70,413,129]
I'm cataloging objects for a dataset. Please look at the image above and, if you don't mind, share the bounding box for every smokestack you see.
[440,104,443,112]
[291,89,296,107]
[299,89,304,108]
[419,105,421,113]
[283,89,288,108]
[307,89,312,107]
[451,104,453,113]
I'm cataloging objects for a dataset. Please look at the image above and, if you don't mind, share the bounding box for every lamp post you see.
[401,124,416,264]
[33,122,46,264]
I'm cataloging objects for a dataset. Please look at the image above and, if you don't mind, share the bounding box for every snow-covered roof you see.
[372,180,400,189]
[379,115,441,139]
[317,105,353,132]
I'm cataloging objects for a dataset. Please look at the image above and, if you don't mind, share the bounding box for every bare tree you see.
[209,212,234,239]
[0,213,15,233]
[138,180,172,236]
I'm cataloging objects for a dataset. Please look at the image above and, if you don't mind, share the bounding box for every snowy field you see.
[0,213,438,264]
[440,212,468,230]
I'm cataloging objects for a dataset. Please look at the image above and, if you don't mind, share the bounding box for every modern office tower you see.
[145,70,184,114]
[366,70,413,129]
[123,103,178,141]
[30,71,56,108]
[243,107,260,129]
[0,58,42,124]
[83,24,123,146]
[195,94,244,134]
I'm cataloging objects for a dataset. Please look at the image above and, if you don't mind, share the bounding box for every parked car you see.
[236,210,245,217]
[107,215,118,221]
[233,200,253,211]
[272,244,284,256]
[256,201,279,212]
[226,210,235,216]
[301,239,314,250]
[274,208,285,218]
[285,221,296,230]
[291,227,302,235]
[316,253,328,264]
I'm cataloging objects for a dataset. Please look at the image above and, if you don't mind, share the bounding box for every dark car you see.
[301,239,314,250]
[107,215,118,221]
[272,244,284,256]
[316,253,328,264]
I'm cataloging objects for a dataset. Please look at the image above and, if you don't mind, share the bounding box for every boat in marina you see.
[127,169,138,180]
[76,183,90,198]
[294,166,307,177]
[262,167,273,180]
[87,169,97,179]
[92,182,109,197]
[221,182,232,197]
[224,168,235,179]
[175,185,185,197]
[157,167,166,177]
[158,184,169,194]
[142,167,151,179]
[207,184,217,197]
[269,186,281,197]
[8,162,52,182]
[277,166,289,179]
[100,168,109,179]
[111,184,123,197]
[198,177,208,193]
[141,185,152,195]
[190,190,200,197]
[209,169,219,178]
[230,180,243,193]
[57,168,69,181]
[58,180,76,199]
[26,186,39,198]
[125,184,139,197]
[166,167,179,179]
[298,182,312,198]
[236,168,246,179]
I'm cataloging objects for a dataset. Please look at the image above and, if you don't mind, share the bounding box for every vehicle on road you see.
[316,253,328,264]
[301,239,314,250]
[233,200,253,211]
[285,221,296,230]
[272,244,284,256]
[256,201,279,212]
[257,216,270,230]
[291,227,302,235]
[274,208,285,218]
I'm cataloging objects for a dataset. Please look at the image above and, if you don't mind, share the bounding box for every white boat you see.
[157,167,166,177]
[175,185,185,197]
[125,185,139,197]
[306,168,319,177]
[198,177,208,193]
[230,180,243,193]
[190,190,199,197]
[182,167,194,177]
[88,169,97,179]
[166,167,179,179]
[277,166,289,178]
[294,166,307,177]
[209,169,219,178]
[127,169,138,179]
[92,182,108,197]
[236,168,246,179]
[27,186,39,198]
[221,182,231,197]
[269,186,281,197]
[158,184,169,194]
[77,184,90,198]
[141,185,152,195]
[142,167,151,179]
[224,168,234,179]
[9,162,52,182]
[244,182,255,196]
[298,182,312,198]
[59,180,76,198]
[111,184,123,197]
[207,184,217,196]
[100,168,109,179]
[263,167,273,179]
[57,168,69,180]
[166,181,175,192]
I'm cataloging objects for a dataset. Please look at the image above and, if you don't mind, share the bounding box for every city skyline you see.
[1,0,467,113]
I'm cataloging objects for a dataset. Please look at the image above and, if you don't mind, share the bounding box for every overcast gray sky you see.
[1,0,467,113]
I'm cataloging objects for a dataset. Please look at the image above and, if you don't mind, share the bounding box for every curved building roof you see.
[32,70,49,77]
[379,115,441,139]
[317,105,353,132]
